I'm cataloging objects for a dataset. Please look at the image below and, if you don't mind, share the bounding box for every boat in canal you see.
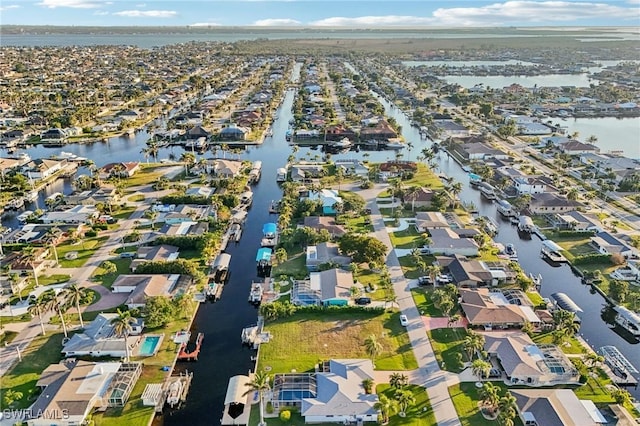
[248,161,262,184]
[613,306,640,338]
[261,222,278,247]
[256,247,273,277]
[17,210,33,224]
[518,215,535,233]
[541,240,568,263]
[220,375,252,425]
[505,243,518,261]
[478,182,497,200]
[331,137,352,149]
[166,380,183,408]
[248,282,263,305]
[497,199,516,217]
[276,167,287,182]
[239,190,253,207]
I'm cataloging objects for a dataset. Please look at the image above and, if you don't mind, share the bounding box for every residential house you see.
[414,212,449,232]
[403,187,435,209]
[290,164,325,182]
[61,313,144,358]
[334,159,369,177]
[119,109,141,121]
[306,242,351,272]
[27,359,142,426]
[185,125,211,140]
[185,186,215,198]
[111,274,185,309]
[130,245,180,272]
[559,140,600,155]
[456,142,509,161]
[324,124,357,142]
[431,119,470,138]
[377,161,417,181]
[424,228,479,257]
[307,189,343,215]
[528,193,582,214]
[436,255,495,286]
[511,388,606,426]
[359,120,397,140]
[40,205,98,224]
[550,211,603,232]
[513,176,555,195]
[218,124,248,141]
[157,221,208,237]
[210,159,243,178]
[590,232,635,258]
[40,128,68,143]
[292,268,354,306]
[484,331,579,386]
[65,187,118,206]
[303,216,347,237]
[21,158,66,180]
[459,288,540,329]
[0,248,49,276]
[101,162,140,178]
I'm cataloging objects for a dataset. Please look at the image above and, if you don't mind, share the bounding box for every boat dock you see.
[599,346,638,387]
[143,371,194,413]
[177,332,204,361]
[220,374,253,425]
[241,318,271,349]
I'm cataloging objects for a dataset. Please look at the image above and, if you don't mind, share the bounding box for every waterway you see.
[561,117,640,159]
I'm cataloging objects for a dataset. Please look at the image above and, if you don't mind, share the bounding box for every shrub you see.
[279,410,291,421]
[266,401,274,414]
[610,253,626,266]
[85,230,98,238]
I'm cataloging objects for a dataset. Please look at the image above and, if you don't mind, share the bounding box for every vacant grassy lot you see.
[398,255,432,279]
[271,250,307,279]
[36,273,71,286]
[259,310,417,373]
[56,236,109,268]
[449,382,523,426]
[121,164,168,188]
[91,258,132,289]
[428,328,468,373]
[0,333,64,410]
[378,384,436,426]
[390,227,423,249]
[411,287,448,317]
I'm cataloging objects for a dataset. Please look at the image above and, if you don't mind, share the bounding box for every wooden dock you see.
[177,332,204,361]
[152,371,194,412]
[599,345,639,387]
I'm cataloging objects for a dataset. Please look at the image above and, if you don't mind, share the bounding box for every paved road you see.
[357,183,462,426]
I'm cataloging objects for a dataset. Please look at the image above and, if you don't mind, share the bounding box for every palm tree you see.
[244,370,271,426]
[498,392,518,426]
[180,152,196,174]
[42,290,69,338]
[111,309,135,361]
[471,359,492,380]
[374,394,397,424]
[464,332,486,360]
[389,373,408,390]
[480,383,501,414]
[364,333,383,361]
[21,246,40,287]
[64,284,89,329]
[394,388,416,416]
[44,226,62,266]
[404,185,421,212]
[28,296,50,336]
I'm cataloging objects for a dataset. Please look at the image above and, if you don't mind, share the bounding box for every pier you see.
[177,332,204,361]
[599,346,639,387]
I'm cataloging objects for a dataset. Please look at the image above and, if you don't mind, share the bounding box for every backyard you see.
[449,382,524,426]
[428,328,469,373]
[258,310,417,373]
[378,384,437,426]
[389,227,423,249]
[56,236,109,268]
[91,258,132,289]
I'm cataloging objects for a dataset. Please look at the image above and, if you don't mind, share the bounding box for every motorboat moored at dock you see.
[614,306,640,338]
[261,222,278,247]
[248,282,263,305]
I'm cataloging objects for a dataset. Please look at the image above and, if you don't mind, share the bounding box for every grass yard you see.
[272,251,307,279]
[344,215,374,234]
[36,274,71,286]
[356,269,386,300]
[248,407,335,426]
[112,205,138,220]
[404,164,444,189]
[0,333,64,410]
[56,236,109,268]
[378,384,437,426]
[389,227,423,249]
[569,359,615,404]
[398,255,433,279]
[379,207,417,218]
[411,287,446,317]
[526,291,545,307]
[428,328,469,373]
[258,310,417,373]
[0,330,18,345]
[91,258,132,289]
[120,165,167,188]
[449,382,523,426]
[531,331,586,354]
[127,194,146,202]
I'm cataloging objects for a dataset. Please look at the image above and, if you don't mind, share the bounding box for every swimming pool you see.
[139,335,161,356]
[278,390,315,401]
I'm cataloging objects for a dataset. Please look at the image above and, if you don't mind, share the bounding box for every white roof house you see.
[41,205,98,224]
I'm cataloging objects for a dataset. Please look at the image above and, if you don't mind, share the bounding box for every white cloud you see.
[93,10,109,15]
[113,10,177,18]
[37,0,103,8]
[309,1,636,27]
[0,4,20,11]
[252,18,302,26]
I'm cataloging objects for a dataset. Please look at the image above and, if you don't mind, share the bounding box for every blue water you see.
[140,336,161,356]
[278,390,315,401]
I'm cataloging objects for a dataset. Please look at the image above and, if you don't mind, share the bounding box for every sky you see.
[0,0,639,27]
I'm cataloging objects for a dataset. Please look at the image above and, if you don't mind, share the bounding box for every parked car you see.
[119,252,136,258]
[436,274,452,284]
[418,276,434,286]
[354,297,372,305]
[399,315,409,327]
[486,368,501,378]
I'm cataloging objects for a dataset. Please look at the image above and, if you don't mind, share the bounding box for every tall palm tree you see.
[364,333,383,361]
[394,388,416,416]
[28,296,50,336]
[64,284,89,329]
[180,152,196,174]
[389,373,408,390]
[42,289,70,338]
[374,394,397,423]
[244,370,271,426]
[471,359,492,380]
[498,392,518,426]
[111,309,135,361]
[44,226,62,266]
[21,246,40,287]
[480,383,501,414]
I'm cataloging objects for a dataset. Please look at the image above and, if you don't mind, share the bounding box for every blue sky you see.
[1,0,639,27]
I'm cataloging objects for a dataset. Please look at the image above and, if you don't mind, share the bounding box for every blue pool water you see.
[139,336,161,356]
[278,390,314,400]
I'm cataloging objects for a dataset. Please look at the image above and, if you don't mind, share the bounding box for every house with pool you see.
[61,313,163,358]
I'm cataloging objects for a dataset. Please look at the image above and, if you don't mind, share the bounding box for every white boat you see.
[166,380,183,407]
[24,190,38,202]
[6,198,25,210]
[614,306,640,337]
[518,215,534,232]
[17,210,33,224]
[497,199,515,217]
[384,138,404,149]
[276,167,287,182]
[331,137,352,149]
[478,182,497,200]
[248,282,263,304]
[240,191,253,206]
[505,244,518,261]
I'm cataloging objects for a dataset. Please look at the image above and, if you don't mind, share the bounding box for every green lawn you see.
[390,227,423,249]
[399,255,434,279]
[449,382,523,426]
[258,310,417,374]
[37,274,71,286]
[531,331,586,354]
[0,333,64,410]
[248,407,334,426]
[344,215,374,234]
[356,269,386,301]
[428,328,469,373]
[272,251,307,279]
[91,258,132,289]
[378,384,437,426]
[120,165,167,188]
[112,205,137,220]
[404,164,444,190]
[56,236,109,268]
[411,288,446,317]
[0,330,18,345]
[526,291,545,307]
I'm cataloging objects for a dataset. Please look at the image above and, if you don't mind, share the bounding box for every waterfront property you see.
[61,313,143,358]
[111,274,189,309]
[292,268,354,306]
[305,242,351,272]
[511,388,606,426]
[459,288,540,330]
[271,359,378,423]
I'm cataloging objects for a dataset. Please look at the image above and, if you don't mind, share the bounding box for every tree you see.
[394,388,416,416]
[143,296,176,328]
[471,359,492,380]
[364,333,383,361]
[389,373,408,390]
[480,383,500,414]
[111,309,136,361]
[611,388,632,405]
[374,394,398,424]
[244,370,271,426]
[101,260,118,276]
[464,332,485,360]
[28,295,50,336]
[3,389,23,408]
[338,233,387,266]
[362,378,374,394]
[21,246,41,287]
[498,392,518,426]
[42,289,69,338]
[64,284,89,329]
[609,280,629,303]
[180,152,196,174]
[274,247,288,266]
[143,209,158,230]
[44,226,62,266]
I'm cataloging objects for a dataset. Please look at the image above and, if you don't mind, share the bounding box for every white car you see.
[436,274,452,284]
[399,315,409,327]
